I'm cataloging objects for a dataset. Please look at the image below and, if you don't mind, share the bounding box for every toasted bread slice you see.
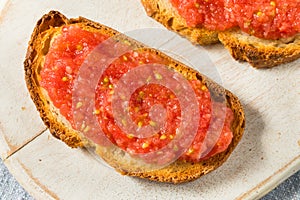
[140,0,300,68]
[24,11,245,183]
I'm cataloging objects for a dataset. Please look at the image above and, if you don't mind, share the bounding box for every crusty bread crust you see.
[24,11,245,183]
[140,0,300,68]
[141,0,219,45]
[218,29,300,68]
[24,11,85,148]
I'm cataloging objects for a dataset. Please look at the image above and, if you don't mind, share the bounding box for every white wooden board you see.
[0,0,299,199]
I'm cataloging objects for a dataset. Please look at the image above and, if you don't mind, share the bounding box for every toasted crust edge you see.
[140,0,300,68]
[218,29,300,68]
[24,11,84,148]
[24,11,245,183]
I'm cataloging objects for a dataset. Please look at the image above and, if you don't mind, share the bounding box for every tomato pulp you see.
[41,25,234,162]
[171,0,300,39]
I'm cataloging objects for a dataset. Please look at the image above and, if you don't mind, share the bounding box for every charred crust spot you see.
[150,11,158,18]
[248,43,256,48]
[37,11,67,34]
[285,39,295,44]
[241,117,246,129]
[52,13,67,27]
[195,73,203,82]
[175,27,188,32]
[42,36,51,55]
[167,17,174,27]
[268,53,283,60]
[36,64,42,80]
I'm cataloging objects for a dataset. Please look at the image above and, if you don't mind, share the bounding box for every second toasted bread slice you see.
[140,0,300,68]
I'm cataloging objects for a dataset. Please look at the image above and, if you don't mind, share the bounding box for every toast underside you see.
[24,11,245,183]
[218,30,300,68]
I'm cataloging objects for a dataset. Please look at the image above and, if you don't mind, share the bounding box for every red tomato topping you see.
[41,25,234,162]
[170,0,300,39]
[41,25,109,124]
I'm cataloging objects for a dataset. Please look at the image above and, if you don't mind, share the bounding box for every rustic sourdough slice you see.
[140,0,300,68]
[24,11,245,183]
[218,29,300,68]
[140,0,219,45]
